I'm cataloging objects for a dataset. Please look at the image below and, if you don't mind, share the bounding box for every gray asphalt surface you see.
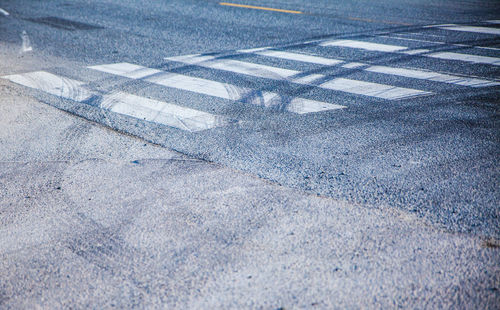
[1,0,498,237]
[1,0,499,308]
[1,78,499,308]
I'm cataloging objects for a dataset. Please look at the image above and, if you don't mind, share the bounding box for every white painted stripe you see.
[364,66,500,87]
[342,62,366,69]
[1,70,226,132]
[101,92,224,132]
[320,39,408,52]
[90,63,344,113]
[88,62,162,79]
[166,54,431,100]
[485,20,500,24]
[438,25,500,35]
[237,47,271,53]
[320,39,500,66]
[241,49,344,66]
[427,52,500,66]
[320,78,428,100]
[379,35,446,45]
[401,49,430,55]
[166,54,297,79]
[0,8,9,16]
[2,71,92,101]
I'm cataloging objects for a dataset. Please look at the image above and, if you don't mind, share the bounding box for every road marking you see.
[379,34,446,45]
[401,49,430,55]
[2,71,92,101]
[1,70,227,132]
[320,40,408,52]
[101,92,225,132]
[427,52,500,66]
[166,54,432,100]
[320,39,500,66]
[485,20,500,24]
[437,25,500,35]
[342,62,366,69]
[380,34,500,51]
[364,66,500,87]
[0,8,9,16]
[239,49,344,65]
[89,63,345,113]
[219,2,302,14]
[240,47,499,87]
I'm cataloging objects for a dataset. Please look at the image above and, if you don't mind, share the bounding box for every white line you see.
[379,35,446,45]
[320,39,408,52]
[239,49,344,65]
[319,78,429,100]
[438,25,500,35]
[427,52,500,66]
[244,48,499,87]
[100,92,224,132]
[165,54,431,100]
[2,71,92,101]
[320,39,500,66]
[364,66,500,87]
[1,71,226,132]
[0,8,9,16]
[485,20,500,24]
[401,49,430,55]
[89,63,345,114]
[342,62,366,69]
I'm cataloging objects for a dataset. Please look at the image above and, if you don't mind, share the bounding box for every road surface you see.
[0,0,499,308]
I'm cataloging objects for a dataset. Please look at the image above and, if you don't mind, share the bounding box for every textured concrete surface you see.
[1,78,499,308]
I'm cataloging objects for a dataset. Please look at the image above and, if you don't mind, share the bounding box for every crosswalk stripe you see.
[89,63,345,113]
[436,25,500,35]
[240,48,499,87]
[364,65,500,87]
[319,40,408,52]
[1,71,226,132]
[239,49,344,65]
[101,92,225,132]
[2,71,93,102]
[318,39,500,66]
[427,52,500,66]
[165,54,432,100]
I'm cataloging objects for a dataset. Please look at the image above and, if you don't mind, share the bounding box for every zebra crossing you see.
[2,22,499,133]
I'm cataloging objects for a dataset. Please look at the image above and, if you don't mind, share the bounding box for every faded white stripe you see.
[320,39,408,52]
[485,20,500,24]
[166,54,431,100]
[438,25,500,35]
[166,54,297,80]
[427,52,500,66]
[90,63,344,113]
[101,92,225,132]
[365,66,500,87]
[2,71,92,101]
[320,78,429,100]
[320,39,500,66]
[242,49,344,65]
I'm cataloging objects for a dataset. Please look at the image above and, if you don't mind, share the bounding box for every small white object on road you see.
[0,8,9,16]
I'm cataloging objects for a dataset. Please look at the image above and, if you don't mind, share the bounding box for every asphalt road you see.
[1,0,499,237]
[0,1,499,307]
